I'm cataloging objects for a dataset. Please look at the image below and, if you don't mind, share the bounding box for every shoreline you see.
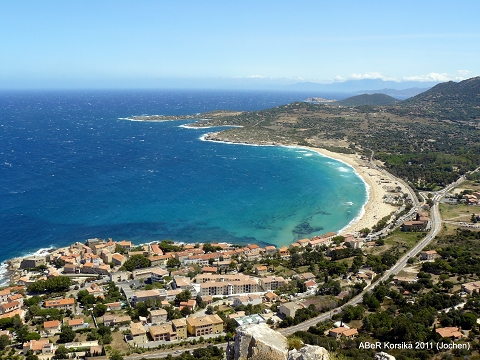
[0,128,399,286]
[200,131,399,236]
[303,147,398,235]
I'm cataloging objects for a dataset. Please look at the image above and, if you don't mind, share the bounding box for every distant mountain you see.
[352,87,431,100]
[403,76,480,121]
[334,93,400,106]
[289,79,438,93]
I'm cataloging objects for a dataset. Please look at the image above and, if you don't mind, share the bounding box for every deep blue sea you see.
[0,89,366,274]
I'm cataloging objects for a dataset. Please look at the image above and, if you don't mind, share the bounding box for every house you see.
[179,299,196,312]
[149,309,168,324]
[296,238,310,247]
[117,240,132,250]
[436,327,463,339]
[86,283,104,297]
[0,289,11,303]
[0,301,20,314]
[102,314,131,327]
[254,265,268,276]
[201,295,213,305]
[420,250,437,261]
[110,271,130,282]
[234,314,266,326]
[232,294,262,308]
[173,276,192,290]
[149,244,163,255]
[132,289,164,305]
[171,318,188,340]
[279,302,303,318]
[129,323,147,346]
[23,339,50,354]
[43,320,61,336]
[278,246,290,258]
[462,281,480,294]
[199,279,260,297]
[264,246,276,255]
[186,314,223,337]
[259,276,286,291]
[264,292,279,303]
[150,268,169,283]
[112,253,126,267]
[296,273,315,281]
[68,318,88,330]
[402,221,426,232]
[329,327,358,339]
[45,298,75,311]
[20,256,46,269]
[149,324,177,341]
[64,263,78,274]
[305,280,317,290]
[105,302,122,311]
[202,266,218,274]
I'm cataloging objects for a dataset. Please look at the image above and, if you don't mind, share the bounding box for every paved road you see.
[126,343,229,360]
[125,169,478,351]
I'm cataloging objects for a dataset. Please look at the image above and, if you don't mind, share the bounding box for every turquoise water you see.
[0,90,366,266]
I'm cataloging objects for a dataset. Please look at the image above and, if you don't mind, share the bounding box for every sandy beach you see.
[307,147,400,235]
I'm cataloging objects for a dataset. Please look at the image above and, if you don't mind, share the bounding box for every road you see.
[126,343,229,360]
[126,169,477,351]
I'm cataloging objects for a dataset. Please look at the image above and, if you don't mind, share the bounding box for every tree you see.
[175,290,192,304]
[166,258,181,268]
[54,345,70,359]
[0,334,10,350]
[109,350,124,360]
[56,346,72,359]
[121,255,150,271]
[58,325,76,343]
[93,304,108,317]
[25,350,39,360]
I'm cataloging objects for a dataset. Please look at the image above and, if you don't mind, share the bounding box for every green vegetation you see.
[120,254,151,271]
[27,276,72,293]
[335,93,400,106]
[190,78,480,190]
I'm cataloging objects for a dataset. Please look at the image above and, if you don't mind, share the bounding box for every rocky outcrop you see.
[228,323,288,360]
[288,345,329,360]
[227,323,329,360]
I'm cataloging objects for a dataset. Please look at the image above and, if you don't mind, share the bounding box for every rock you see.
[288,344,330,360]
[228,323,288,360]
[374,352,396,360]
[227,324,329,360]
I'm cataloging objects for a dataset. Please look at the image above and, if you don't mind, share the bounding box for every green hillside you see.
[403,76,480,121]
[335,93,400,106]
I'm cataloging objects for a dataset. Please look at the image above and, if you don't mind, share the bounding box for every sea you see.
[0,89,366,281]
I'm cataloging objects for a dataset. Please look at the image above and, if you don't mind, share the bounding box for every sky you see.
[1,0,480,89]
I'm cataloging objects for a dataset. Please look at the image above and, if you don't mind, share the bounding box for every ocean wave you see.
[0,263,9,286]
[179,124,215,129]
[199,133,273,147]
[0,245,57,286]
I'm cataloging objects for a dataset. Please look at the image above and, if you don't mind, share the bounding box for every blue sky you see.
[1,1,480,89]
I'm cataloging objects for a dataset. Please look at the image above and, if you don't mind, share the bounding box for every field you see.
[439,203,476,222]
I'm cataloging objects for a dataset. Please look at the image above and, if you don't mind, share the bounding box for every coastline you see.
[200,131,398,236]
[304,147,398,235]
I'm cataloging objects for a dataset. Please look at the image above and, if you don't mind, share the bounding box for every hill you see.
[187,77,480,190]
[334,93,400,106]
[403,76,480,121]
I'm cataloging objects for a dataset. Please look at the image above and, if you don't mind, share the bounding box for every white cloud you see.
[246,75,268,79]
[348,72,396,81]
[402,71,473,82]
